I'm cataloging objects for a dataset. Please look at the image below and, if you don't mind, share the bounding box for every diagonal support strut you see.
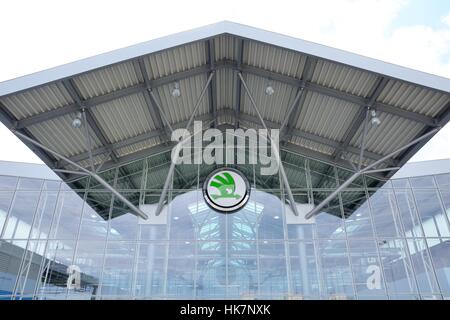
[238,72,300,216]
[11,130,149,220]
[305,127,440,219]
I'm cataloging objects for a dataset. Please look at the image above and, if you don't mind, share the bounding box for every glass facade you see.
[1,150,450,300]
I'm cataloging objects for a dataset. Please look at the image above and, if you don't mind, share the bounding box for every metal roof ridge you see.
[0,20,450,97]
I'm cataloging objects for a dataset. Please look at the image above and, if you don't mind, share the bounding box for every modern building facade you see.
[0,158,450,300]
[0,22,450,300]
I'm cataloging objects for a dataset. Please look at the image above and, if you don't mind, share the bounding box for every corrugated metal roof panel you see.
[289,136,335,155]
[240,73,297,124]
[216,68,236,110]
[214,34,238,61]
[143,41,207,80]
[91,92,157,143]
[73,61,140,99]
[244,40,307,78]
[153,74,210,124]
[350,112,425,155]
[377,79,450,117]
[1,82,73,120]
[28,113,102,157]
[77,154,112,171]
[295,91,360,142]
[115,137,162,158]
[310,59,378,97]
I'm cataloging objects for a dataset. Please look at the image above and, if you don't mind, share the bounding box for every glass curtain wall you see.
[0,150,450,300]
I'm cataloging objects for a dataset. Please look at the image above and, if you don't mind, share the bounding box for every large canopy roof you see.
[1,21,450,183]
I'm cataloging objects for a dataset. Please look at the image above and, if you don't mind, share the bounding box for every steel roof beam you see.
[233,110,396,165]
[234,39,244,128]
[207,39,217,127]
[132,58,167,133]
[62,79,119,162]
[62,80,140,191]
[62,113,213,166]
[66,114,389,182]
[281,56,315,141]
[333,77,389,161]
[62,107,395,170]
[14,61,437,130]
[236,62,437,127]
[15,64,211,129]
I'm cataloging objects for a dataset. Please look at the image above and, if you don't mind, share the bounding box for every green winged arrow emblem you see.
[209,172,241,200]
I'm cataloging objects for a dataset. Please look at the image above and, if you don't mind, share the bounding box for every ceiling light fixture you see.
[265,81,274,96]
[370,109,381,127]
[171,82,181,97]
[71,112,83,129]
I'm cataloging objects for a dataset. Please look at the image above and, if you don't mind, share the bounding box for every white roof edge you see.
[0,20,450,97]
[393,159,450,179]
[0,160,60,180]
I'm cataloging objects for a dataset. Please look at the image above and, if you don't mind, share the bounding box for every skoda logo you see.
[203,168,250,213]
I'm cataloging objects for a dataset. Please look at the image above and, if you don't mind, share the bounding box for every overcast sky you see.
[0,0,449,164]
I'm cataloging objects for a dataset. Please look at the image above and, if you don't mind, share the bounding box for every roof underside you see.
[1,21,450,186]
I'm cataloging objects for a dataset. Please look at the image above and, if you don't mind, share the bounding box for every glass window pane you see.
[378,239,417,294]
[0,192,14,235]
[410,176,436,188]
[394,189,423,238]
[0,176,18,190]
[435,173,450,188]
[289,241,320,298]
[17,178,43,190]
[2,191,41,239]
[77,192,110,241]
[67,240,104,299]
[349,240,386,297]
[392,178,410,189]
[101,241,135,298]
[413,190,450,237]
[0,240,27,296]
[406,239,441,294]
[437,190,450,234]
[51,192,84,240]
[135,242,167,298]
[318,240,354,299]
[37,240,76,299]
[258,241,288,298]
[426,238,450,296]
[344,194,375,239]
[166,242,195,298]
[30,191,59,240]
[369,190,402,237]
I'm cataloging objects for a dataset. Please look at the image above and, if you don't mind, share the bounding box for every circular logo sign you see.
[203,168,250,213]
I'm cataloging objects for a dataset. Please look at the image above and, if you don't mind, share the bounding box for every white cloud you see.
[442,12,450,26]
[0,0,449,164]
